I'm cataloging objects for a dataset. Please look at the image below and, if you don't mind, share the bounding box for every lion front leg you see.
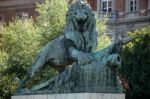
[68,47,93,65]
[17,46,50,94]
[26,53,47,81]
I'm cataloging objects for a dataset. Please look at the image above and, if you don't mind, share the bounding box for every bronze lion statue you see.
[17,1,98,91]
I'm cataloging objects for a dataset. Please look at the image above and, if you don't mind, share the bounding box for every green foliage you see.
[96,17,111,50]
[97,34,111,50]
[2,19,40,77]
[0,19,40,99]
[36,0,67,44]
[120,26,150,99]
[0,51,8,72]
[96,18,107,34]
[0,75,18,99]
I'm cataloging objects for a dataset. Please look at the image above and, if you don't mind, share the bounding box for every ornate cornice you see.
[0,3,36,10]
[0,0,44,10]
[108,17,150,25]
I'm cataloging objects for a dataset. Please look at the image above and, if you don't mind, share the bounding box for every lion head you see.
[65,1,98,53]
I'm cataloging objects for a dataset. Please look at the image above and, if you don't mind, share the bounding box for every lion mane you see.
[64,1,98,53]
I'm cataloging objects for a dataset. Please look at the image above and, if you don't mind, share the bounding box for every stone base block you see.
[12,93,125,99]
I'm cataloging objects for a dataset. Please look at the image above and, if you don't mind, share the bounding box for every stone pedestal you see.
[12,93,125,99]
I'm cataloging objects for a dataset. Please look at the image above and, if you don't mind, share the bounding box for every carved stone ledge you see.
[12,93,125,99]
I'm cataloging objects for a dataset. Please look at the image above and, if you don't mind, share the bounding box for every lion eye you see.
[84,12,88,15]
[74,12,77,15]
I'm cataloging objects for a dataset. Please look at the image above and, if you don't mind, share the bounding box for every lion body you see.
[30,36,71,73]
[25,1,98,84]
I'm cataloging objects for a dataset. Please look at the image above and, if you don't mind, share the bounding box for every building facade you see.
[99,0,150,39]
[0,0,150,39]
[93,0,150,39]
[0,0,44,25]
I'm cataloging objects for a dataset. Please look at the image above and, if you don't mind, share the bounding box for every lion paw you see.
[77,52,93,65]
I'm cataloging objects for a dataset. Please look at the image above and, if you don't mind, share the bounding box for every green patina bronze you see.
[16,0,136,94]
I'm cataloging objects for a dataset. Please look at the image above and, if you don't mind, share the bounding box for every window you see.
[129,0,137,12]
[102,0,112,12]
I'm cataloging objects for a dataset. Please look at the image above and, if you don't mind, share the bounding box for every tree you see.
[96,34,111,50]
[120,26,150,99]
[36,0,68,44]
[1,19,40,76]
[96,17,111,50]
[0,19,40,99]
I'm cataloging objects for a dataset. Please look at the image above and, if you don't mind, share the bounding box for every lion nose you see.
[75,11,87,21]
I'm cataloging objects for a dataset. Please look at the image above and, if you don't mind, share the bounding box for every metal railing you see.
[98,11,118,20]
[98,10,150,21]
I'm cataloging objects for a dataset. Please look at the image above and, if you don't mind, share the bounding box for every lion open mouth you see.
[74,17,88,32]
[77,19,88,32]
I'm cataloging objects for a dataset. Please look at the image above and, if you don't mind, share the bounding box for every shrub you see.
[36,0,68,44]
[120,26,150,99]
[0,19,40,99]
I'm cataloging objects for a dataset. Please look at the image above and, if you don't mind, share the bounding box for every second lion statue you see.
[18,1,98,91]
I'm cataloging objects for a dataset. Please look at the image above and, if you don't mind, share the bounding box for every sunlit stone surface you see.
[12,93,125,99]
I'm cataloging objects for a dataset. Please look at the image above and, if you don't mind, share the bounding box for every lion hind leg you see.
[24,45,51,84]
[29,54,48,78]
